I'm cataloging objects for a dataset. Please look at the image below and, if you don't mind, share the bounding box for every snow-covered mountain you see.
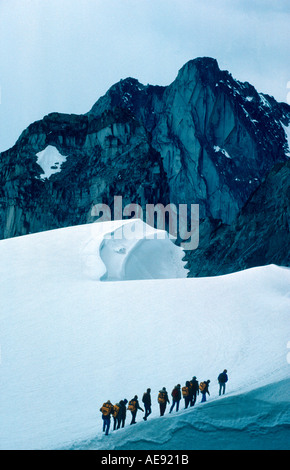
[0,220,289,450]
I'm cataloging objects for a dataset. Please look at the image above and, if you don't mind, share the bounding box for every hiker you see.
[169,384,181,413]
[200,380,210,403]
[182,381,191,409]
[128,395,144,425]
[117,399,128,429]
[100,400,114,435]
[112,402,121,430]
[158,387,170,416]
[189,376,199,406]
[218,369,228,396]
[142,388,152,421]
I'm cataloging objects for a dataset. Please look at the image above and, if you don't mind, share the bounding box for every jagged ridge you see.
[0,57,289,276]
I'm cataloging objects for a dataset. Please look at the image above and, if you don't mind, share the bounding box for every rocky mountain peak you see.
[0,58,289,276]
[89,77,145,115]
[176,56,221,86]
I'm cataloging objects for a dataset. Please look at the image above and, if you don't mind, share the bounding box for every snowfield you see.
[0,220,289,450]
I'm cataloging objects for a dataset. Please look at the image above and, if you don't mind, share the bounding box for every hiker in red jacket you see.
[169,384,181,413]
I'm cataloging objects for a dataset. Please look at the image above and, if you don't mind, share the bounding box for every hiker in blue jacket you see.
[218,369,228,395]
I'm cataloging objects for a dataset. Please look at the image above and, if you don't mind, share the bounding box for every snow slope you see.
[69,379,290,451]
[0,221,289,450]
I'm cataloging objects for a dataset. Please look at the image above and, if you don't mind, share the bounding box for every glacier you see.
[0,220,289,450]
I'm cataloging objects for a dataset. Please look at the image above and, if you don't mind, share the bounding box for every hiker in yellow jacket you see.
[200,380,210,403]
[128,395,144,425]
[100,400,114,435]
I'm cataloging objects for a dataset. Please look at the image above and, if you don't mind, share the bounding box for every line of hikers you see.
[100,370,228,435]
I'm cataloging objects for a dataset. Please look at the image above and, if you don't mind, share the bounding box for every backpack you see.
[158,392,166,404]
[195,381,200,391]
[218,373,227,383]
[190,380,199,392]
[172,388,179,399]
[199,382,206,392]
[142,392,150,405]
[101,402,112,416]
[128,400,136,412]
[113,404,120,418]
[182,386,189,397]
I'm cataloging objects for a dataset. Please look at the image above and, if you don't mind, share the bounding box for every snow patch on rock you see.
[36,145,67,178]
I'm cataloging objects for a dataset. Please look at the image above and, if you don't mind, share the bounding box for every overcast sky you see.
[0,0,289,152]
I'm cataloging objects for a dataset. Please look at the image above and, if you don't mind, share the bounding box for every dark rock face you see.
[0,108,168,238]
[185,160,290,276]
[89,58,290,223]
[0,57,289,275]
